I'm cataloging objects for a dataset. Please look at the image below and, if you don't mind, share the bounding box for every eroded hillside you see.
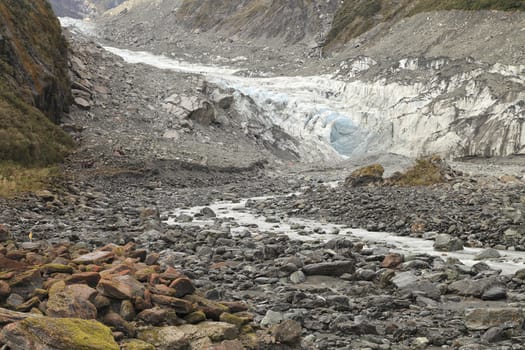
[0,0,72,165]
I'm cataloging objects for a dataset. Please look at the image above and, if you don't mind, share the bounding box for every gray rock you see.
[474,248,500,260]
[391,271,418,289]
[464,308,524,330]
[433,234,464,252]
[481,285,507,301]
[302,261,355,276]
[261,310,284,327]
[289,270,306,284]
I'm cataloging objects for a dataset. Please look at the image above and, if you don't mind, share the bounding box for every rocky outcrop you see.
[0,0,72,164]
[48,0,127,18]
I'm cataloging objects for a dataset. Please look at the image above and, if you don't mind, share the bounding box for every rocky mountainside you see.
[48,0,126,18]
[0,0,72,165]
[97,0,525,160]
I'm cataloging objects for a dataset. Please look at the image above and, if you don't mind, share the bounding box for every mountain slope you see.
[324,0,525,48]
[0,0,72,165]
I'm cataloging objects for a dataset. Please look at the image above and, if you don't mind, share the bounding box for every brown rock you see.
[184,295,229,321]
[169,277,196,297]
[137,307,184,326]
[0,280,11,299]
[159,266,182,280]
[73,251,114,265]
[65,272,101,287]
[150,284,177,297]
[93,294,111,309]
[103,311,136,336]
[0,306,41,325]
[0,256,26,272]
[6,250,25,260]
[178,321,239,342]
[209,340,245,350]
[381,253,404,269]
[46,284,97,319]
[97,275,144,300]
[272,319,302,345]
[220,301,249,313]
[145,253,160,265]
[150,294,194,314]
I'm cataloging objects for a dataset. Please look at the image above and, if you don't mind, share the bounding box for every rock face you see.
[0,0,72,164]
[48,0,127,18]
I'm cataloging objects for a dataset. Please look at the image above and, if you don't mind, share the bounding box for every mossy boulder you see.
[345,164,384,187]
[120,339,155,350]
[0,317,119,350]
[387,156,457,186]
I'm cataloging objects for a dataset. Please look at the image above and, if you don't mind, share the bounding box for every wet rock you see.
[474,248,501,260]
[302,261,354,276]
[464,308,524,330]
[0,317,119,350]
[433,234,464,252]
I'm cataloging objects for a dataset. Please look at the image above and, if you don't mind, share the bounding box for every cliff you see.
[0,0,72,165]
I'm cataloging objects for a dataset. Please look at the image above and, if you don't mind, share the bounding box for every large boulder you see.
[345,164,384,187]
[0,317,119,350]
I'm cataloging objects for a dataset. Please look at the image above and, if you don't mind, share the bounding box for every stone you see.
[0,224,11,242]
[103,311,135,336]
[74,97,91,110]
[0,280,11,299]
[40,263,74,275]
[121,339,155,350]
[289,270,306,284]
[381,253,404,268]
[177,321,238,342]
[73,251,114,265]
[150,294,194,314]
[8,269,43,299]
[137,326,190,350]
[464,308,524,330]
[137,308,184,326]
[345,164,384,187]
[272,319,302,345]
[65,272,101,287]
[261,310,283,327]
[97,275,145,300]
[120,299,136,321]
[47,283,98,319]
[200,207,216,218]
[448,277,505,298]
[482,327,507,343]
[0,317,119,350]
[433,234,464,252]
[481,285,507,301]
[391,271,418,289]
[302,261,355,276]
[168,277,196,297]
[474,248,501,260]
[0,306,40,324]
[208,340,244,350]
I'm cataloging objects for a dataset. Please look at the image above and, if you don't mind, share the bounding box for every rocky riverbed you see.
[3,17,525,350]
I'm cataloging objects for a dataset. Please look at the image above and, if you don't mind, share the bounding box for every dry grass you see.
[0,162,59,198]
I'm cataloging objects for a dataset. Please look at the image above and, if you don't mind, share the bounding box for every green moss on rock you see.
[1,317,119,350]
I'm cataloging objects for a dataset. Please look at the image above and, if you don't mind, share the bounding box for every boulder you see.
[137,326,190,350]
[302,261,355,276]
[464,308,524,330]
[0,317,119,350]
[97,275,144,300]
[345,164,384,187]
[46,283,97,319]
[433,234,464,252]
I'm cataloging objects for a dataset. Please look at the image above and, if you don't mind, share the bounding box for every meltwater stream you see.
[165,193,525,275]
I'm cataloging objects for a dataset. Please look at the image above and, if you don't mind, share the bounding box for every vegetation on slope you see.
[324,0,525,48]
[0,0,73,166]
